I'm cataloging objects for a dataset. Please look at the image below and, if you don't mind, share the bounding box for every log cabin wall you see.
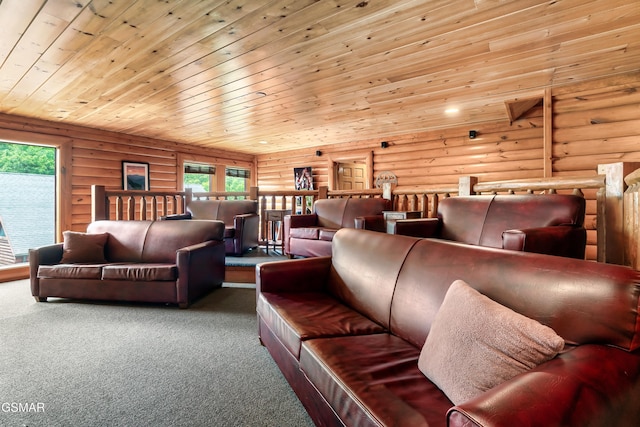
[0,113,254,236]
[256,72,640,261]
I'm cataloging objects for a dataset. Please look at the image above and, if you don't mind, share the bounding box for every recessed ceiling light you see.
[259,140,268,144]
[444,107,459,114]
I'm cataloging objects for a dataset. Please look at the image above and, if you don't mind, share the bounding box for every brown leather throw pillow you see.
[60,231,109,264]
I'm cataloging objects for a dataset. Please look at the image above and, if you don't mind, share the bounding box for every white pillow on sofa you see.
[418,279,564,405]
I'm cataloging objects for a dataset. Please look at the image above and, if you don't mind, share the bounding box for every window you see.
[225,167,250,199]
[0,142,55,264]
[184,162,216,193]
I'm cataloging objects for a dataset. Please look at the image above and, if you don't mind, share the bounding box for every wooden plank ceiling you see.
[0,0,638,155]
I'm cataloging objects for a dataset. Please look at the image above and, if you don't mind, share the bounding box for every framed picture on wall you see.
[122,161,150,190]
[294,167,313,190]
[294,167,313,214]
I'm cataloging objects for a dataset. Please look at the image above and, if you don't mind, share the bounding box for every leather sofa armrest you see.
[256,256,332,294]
[233,213,260,253]
[502,225,586,259]
[287,213,318,228]
[354,215,385,232]
[175,239,225,306]
[233,212,259,231]
[29,243,63,298]
[284,214,319,256]
[448,344,640,427]
[388,218,440,237]
[160,212,192,220]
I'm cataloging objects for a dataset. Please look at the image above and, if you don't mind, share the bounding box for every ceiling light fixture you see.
[444,107,459,114]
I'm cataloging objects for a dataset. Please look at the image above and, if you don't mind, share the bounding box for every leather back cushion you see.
[438,194,586,248]
[390,236,640,351]
[87,220,152,262]
[315,198,390,229]
[142,220,224,262]
[479,194,586,248]
[315,198,348,229]
[329,228,418,329]
[216,200,257,224]
[341,198,390,228]
[188,200,257,225]
[438,196,494,244]
[87,220,224,263]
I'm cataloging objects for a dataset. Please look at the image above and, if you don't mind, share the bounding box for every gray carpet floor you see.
[0,279,314,427]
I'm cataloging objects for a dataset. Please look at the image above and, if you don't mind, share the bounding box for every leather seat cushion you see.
[300,334,452,426]
[38,264,104,280]
[101,264,177,281]
[257,292,386,359]
[319,229,337,241]
[290,227,320,240]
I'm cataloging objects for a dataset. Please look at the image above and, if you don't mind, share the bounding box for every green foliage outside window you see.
[225,176,246,192]
[184,173,210,191]
[0,142,55,175]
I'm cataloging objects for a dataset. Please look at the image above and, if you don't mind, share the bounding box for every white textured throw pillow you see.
[418,279,564,405]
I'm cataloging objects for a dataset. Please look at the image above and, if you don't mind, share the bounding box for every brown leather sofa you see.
[389,194,587,258]
[257,228,640,426]
[163,199,259,256]
[283,197,391,257]
[30,220,225,308]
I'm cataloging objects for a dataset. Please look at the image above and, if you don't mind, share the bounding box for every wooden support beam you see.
[543,87,553,178]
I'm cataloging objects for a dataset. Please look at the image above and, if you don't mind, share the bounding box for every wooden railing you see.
[90,161,640,267]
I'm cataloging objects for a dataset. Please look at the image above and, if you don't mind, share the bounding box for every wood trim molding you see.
[0,264,29,283]
[327,150,373,190]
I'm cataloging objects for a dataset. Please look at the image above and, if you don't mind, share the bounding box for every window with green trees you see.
[0,141,55,264]
[0,142,55,175]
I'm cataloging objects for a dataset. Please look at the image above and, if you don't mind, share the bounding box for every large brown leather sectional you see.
[283,197,391,258]
[389,194,587,258]
[30,220,226,308]
[257,228,640,426]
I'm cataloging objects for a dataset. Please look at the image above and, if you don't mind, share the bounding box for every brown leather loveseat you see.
[163,199,259,256]
[283,197,391,258]
[30,220,226,308]
[389,194,587,258]
[257,228,640,426]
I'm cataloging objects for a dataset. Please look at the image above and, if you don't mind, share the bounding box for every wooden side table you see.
[265,209,291,254]
[383,210,422,234]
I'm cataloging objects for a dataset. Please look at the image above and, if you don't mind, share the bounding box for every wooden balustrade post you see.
[126,197,134,220]
[459,176,478,196]
[623,168,640,270]
[431,194,439,218]
[151,196,158,220]
[249,186,259,200]
[115,196,123,220]
[597,162,640,265]
[91,185,107,221]
[184,188,192,209]
[420,194,428,218]
[318,186,328,199]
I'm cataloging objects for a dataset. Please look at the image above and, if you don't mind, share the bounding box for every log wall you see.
[256,71,640,261]
[0,114,254,235]
[0,71,639,265]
